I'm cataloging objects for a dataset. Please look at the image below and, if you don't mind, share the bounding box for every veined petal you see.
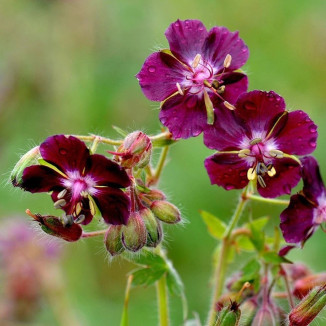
[40,135,90,174]
[136,51,188,101]
[165,19,208,65]
[280,194,316,244]
[93,187,131,225]
[203,26,249,70]
[204,153,250,190]
[159,93,207,139]
[257,158,301,198]
[21,165,64,193]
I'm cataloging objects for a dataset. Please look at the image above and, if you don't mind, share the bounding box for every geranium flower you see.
[136,19,249,139]
[280,156,325,245]
[18,135,131,225]
[204,90,318,198]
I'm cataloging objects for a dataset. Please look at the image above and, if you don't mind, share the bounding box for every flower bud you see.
[143,189,166,202]
[252,307,276,326]
[11,146,40,186]
[104,225,124,256]
[239,298,258,326]
[289,284,326,326]
[215,301,241,326]
[150,200,181,224]
[26,210,82,242]
[122,212,147,252]
[139,208,162,247]
[293,273,326,299]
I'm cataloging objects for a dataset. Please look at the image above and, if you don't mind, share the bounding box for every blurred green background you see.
[0,0,325,325]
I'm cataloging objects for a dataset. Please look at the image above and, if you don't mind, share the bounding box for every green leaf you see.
[236,235,255,251]
[249,223,265,253]
[123,249,166,268]
[262,252,292,265]
[166,265,184,297]
[246,216,269,230]
[200,210,226,239]
[131,267,166,287]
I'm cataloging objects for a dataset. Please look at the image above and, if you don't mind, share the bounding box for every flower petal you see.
[93,188,131,225]
[275,110,318,155]
[165,19,208,65]
[21,165,63,193]
[159,93,207,139]
[86,154,130,188]
[40,135,90,174]
[257,158,301,198]
[235,90,286,137]
[301,156,325,204]
[280,194,316,244]
[203,26,249,70]
[136,51,188,101]
[204,153,249,190]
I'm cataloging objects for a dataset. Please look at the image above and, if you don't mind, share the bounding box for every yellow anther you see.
[269,149,284,158]
[204,89,214,125]
[238,149,250,158]
[217,85,225,94]
[176,82,184,96]
[267,166,276,177]
[250,138,262,145]
[75,202,82,216]
[247,167,257,181]
[192,53,202,68]
[57,189,67,199]
[89,197,96,216]
[75,214,86,224]
[224,101,236,110]
[54,199,66,209]
[223,54,232,68]
[257,175,266,188]
[212,80,220,89]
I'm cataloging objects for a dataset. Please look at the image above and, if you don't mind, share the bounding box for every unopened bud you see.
[141,189,166,203]
[105,225,124,256]
[26,209,82,242]
[11,146,40,186]
[215,301,241,326]
[139,208,162,247]
[150,200,181,224]
[121,212,147,252]
[239,298,258,326]
[293,273,326,299]
[252,307,276,326]
[289,284,326,326]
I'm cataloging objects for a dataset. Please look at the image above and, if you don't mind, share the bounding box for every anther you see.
[211,80,220,89]
[223,54,232,68]
[257,175,266,188]
[192,54,202,68]
[269,149,284,159]
[54,199,67,209]
[217,85,225,94]
[176,82,184,96]
[238,149,250,158]
[247,167,257,181]
[75,214,86,224]
[75,202,83,215]
[61,214,74,227]
[89,199,96,216]
[250,138,262,145]
[57,189,67,199]
[267,166,276,177]
[224,101,236,110]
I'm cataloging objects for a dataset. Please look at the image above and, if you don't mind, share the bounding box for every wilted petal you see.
[165,19,208,64]
[280,194,316,244]
[204,153,250,190]
[203,26,249,70]
[40,135,90,174]
[136,51,187,101]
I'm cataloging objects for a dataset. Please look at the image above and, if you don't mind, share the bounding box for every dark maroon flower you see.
[204,90,318,198]
[19,135,131,225]
[136,19,249,139]
[280,156,325,245]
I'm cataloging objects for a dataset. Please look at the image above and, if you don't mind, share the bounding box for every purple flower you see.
[280,156,325,245]
[204,90,318,198]
[19,135,131,225]
[136,19,249,139]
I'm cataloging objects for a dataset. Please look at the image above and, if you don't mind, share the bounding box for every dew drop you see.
[244,101,256,111]
[223,173,229,178]
[198,26,204,31]
[298,137,302,141]
[283,184,292,194]
[240,180,247,185]
[297,122,302,127]
[239,171,246,177]
[228,168,233,173]
[148,66,156,73]
[59,148,67,155]
[309,125,317,133]
[267,94,274,101]
[309,140,317,148]
[225,184,235,190]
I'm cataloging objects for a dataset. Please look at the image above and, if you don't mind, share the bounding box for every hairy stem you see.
[246,194,289,206]
[149,146,170,186]
[72,134,122,146]
[120,275,133,326]
[157,274,169,326]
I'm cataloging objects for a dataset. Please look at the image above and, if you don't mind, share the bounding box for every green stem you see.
[157,274,169,326]
[120,275,133,326]
[207,187,248,326]
[149,146,169,186]
[72,134,122,146]
[247,194,289,206]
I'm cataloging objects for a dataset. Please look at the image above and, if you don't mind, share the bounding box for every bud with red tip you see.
[150,200,181,224]
[140,208,162,247]
[293,273,326,299]
[215,301,241,326]
[105,225,125,256]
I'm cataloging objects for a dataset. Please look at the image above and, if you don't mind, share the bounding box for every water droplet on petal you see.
[283,184,292,194]
[309,140,317,148]
[59,148,67,155]
[223,173,229,178]
[225,184,235,190]
[244,101,256,111]
[148,66,156,73]
[239,171,246,177]
[309,125,317,133]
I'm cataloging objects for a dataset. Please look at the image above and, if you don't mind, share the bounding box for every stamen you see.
[267,166,276,177]
[217,85,225,94]
[192,54,202,68]
[75,214,85,224]
[61,214,74,227]
[257,175,266,188]
[238,149,250,158]
[269,149,284,159]
[250,138,262,145]
[223,54,232,68]
[57,189,67,199]
[176,82,184,96]
[54,199,67,209]
[203,80,212,88]
[224,101,236,110]
[211,80,220,89]
[75,202,83,215]
[89,198,96,216]
[247,167,257,181]
[203,89,214,125]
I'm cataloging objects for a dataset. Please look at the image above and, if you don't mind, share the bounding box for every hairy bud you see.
[104,225,124,256]
[239,298,258,326]
[150,200,181,224]
[252,307,276,326]
[293,273,326,299]
[122,212,147,251]
[215,301,241,326]
[140,208,162,247]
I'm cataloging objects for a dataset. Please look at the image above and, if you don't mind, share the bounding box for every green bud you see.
[215,301,241,326]
[143,189,166,202]
[289,284,326,326]
[11,146,40,186]
[150,200,181,224]
[238,299,258,326]
[139,208,162,247]
[104,225,124,256]
[122,212,147,252]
